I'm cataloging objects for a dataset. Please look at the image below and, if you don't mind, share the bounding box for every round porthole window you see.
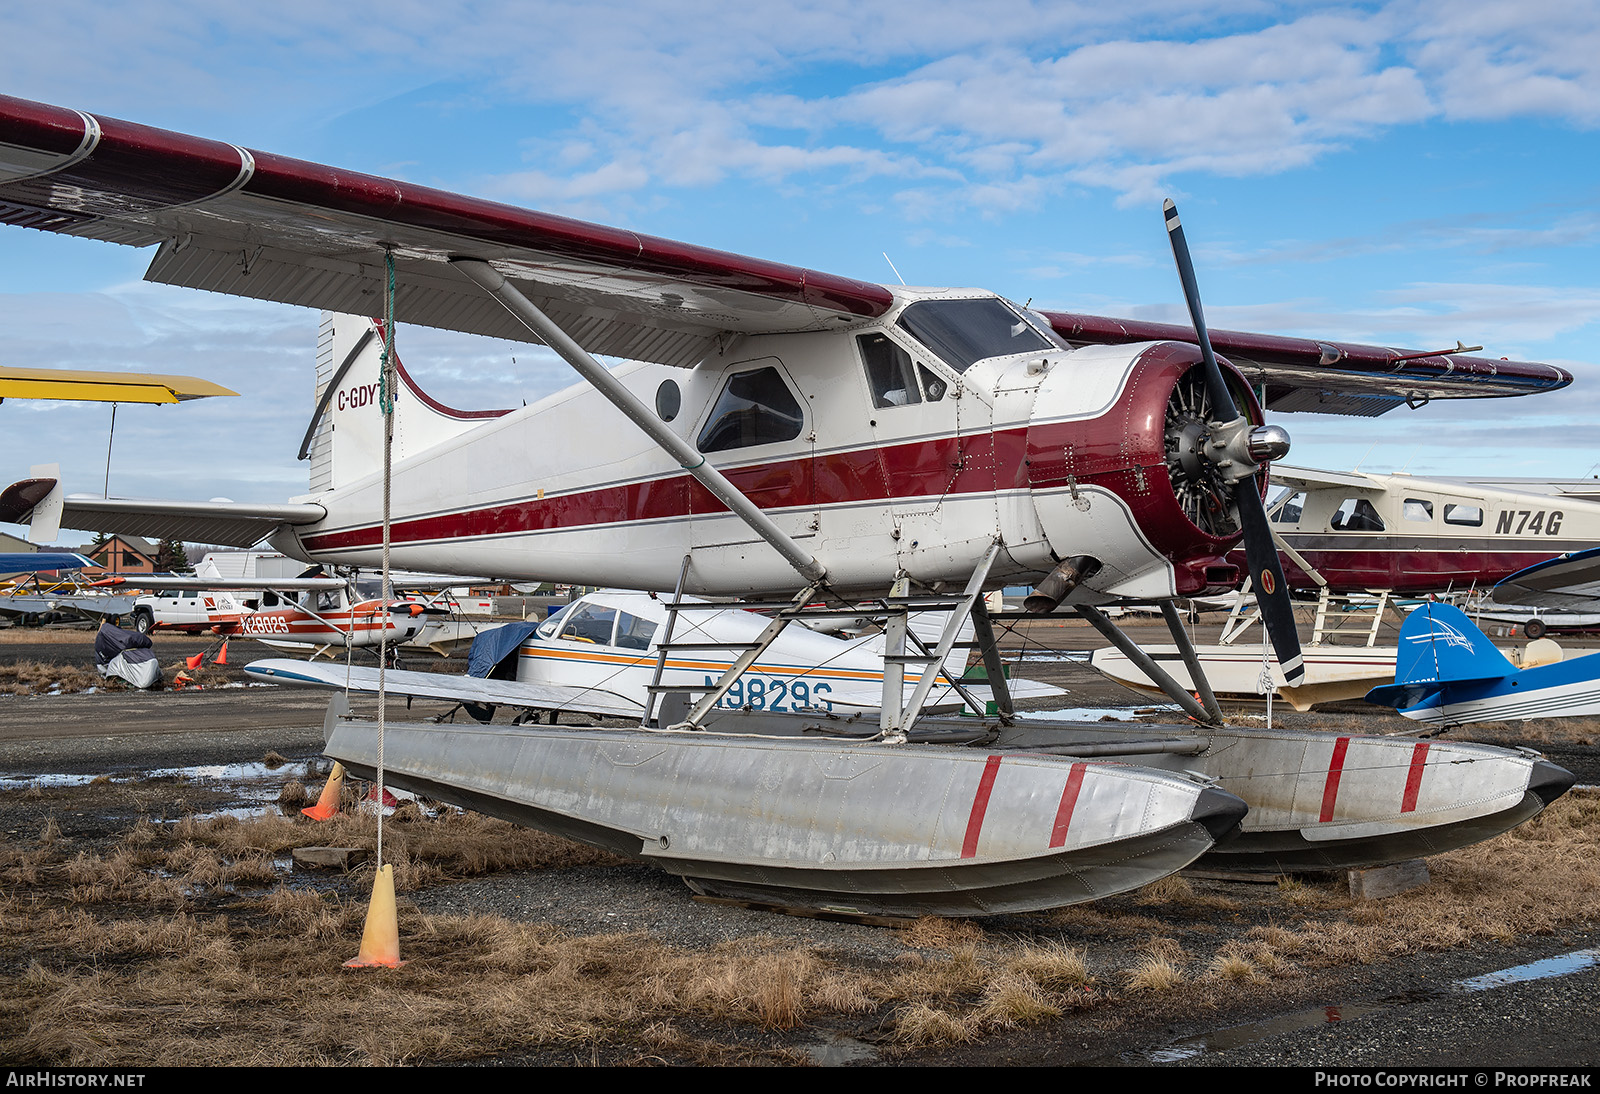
[656,379,681,422]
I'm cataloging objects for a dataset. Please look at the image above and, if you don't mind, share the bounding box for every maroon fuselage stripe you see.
[1050,762,1088,848]
[1401,742,1430,813]
[299,347,1245,579]
[962,755,1003,859]
[1320,737,1351,823]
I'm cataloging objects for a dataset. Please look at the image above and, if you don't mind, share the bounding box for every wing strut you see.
[450,258,827,586]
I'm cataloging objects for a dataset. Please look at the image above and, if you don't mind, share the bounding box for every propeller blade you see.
[1163,199,1238,420]
[1236,485,1305,685]
[1164,198,1305,686]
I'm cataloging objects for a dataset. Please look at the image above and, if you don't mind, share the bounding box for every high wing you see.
[1491,548,1600,610]
[0,94,1570,407]
[1042,313,1570,416]
[0,476,324,547]
[0,366,236,404]
[245,658,642,720]
[0,551,94,572]
[90,575,346,591]
[1264,465,1384,493]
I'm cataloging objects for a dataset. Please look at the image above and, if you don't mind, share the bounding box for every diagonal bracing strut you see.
[451,258,826,586]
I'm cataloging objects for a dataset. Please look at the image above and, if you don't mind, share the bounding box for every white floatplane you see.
[0,95,1575,912]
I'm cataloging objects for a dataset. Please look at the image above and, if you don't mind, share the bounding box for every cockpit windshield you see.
[895,298,1053,373]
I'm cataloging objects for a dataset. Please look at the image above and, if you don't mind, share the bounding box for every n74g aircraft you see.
[0,95,1577,916]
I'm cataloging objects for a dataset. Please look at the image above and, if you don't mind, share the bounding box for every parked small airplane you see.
[1365,601,1600,726]
[0,553,135,625]
[247,587,1060,720]
[1095,463,1600,709]
[0,94,1575,914]
[93,569,436,656]
[1263,466,1600,593]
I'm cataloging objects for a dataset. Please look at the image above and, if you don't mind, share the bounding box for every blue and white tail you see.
[1366,602,1514,709]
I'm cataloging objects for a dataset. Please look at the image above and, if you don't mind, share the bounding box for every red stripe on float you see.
[962,755,1003,859]
[1401,742,1429,813]
[1320,737,1351,823]
[1050,762,1087,848]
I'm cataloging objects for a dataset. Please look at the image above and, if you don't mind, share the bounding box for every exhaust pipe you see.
[1024,555,1101,613]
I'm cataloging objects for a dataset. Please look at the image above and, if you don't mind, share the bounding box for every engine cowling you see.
[1025,341,1266,597]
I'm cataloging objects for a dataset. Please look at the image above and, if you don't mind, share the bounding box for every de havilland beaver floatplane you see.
[0,94,1577,915]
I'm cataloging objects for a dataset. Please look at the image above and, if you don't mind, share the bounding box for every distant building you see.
[82,535,160,576]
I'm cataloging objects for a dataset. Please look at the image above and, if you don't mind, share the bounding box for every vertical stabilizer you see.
[305,313,511,494]
[1366,602,1515,709]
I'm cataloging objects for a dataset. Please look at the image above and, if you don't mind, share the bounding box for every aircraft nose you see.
[1191,785,1249,842]
[1528,759,1577,806]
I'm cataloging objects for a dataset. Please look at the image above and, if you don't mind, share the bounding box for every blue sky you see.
[3,0,1600,546]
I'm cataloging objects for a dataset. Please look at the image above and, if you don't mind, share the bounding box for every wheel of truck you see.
[132,609,154,634]
[1524,618,1547,640]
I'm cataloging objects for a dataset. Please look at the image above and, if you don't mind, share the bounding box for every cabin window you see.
[1270,491,1305,524]
[1445,503,1485,527]
[655,379,681,422]
[1403,498,1434,522]
[559,603,617,645]
[263,591,280,607]
[896,298,1051,373]
[614,612,657,651]
[697,367,804,452]
[1330,497,1385,532]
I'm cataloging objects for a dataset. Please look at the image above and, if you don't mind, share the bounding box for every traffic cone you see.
[185,652,204,669]
[301,762,345,820]
[344,863,404,969]
[213,642,228,666]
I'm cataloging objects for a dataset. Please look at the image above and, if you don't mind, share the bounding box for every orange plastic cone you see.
[213,642,228,666]
[185,652,204,669]
[301,762,346,820]
[344,863,405,968]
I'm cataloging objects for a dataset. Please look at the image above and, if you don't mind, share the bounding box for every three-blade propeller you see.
[1163,199,1305,686]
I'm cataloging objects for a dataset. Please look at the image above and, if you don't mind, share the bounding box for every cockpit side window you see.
[697,366,805,452]
[858,333,921,408]
[1330,497,1386,532]
[896,298,1052,373]
[1271,491,1306,524]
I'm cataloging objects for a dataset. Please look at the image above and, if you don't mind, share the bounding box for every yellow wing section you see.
[0,367,237,404]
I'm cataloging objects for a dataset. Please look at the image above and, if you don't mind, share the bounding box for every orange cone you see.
[213,642,228,666]
[344,863,405,969]
[185,652,204,669]
[301,762,346,820]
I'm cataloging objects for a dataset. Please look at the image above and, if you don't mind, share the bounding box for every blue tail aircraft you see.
[1366,601,1600,726]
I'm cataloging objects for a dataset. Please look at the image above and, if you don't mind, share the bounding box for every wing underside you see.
[0,93,1572,408]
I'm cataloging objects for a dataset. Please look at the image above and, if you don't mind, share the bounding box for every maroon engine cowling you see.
[1023,341,1265,596]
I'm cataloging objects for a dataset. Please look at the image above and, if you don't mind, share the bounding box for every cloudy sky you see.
[3,0,1599,547]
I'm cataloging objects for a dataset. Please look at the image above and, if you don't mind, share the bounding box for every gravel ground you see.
[5,618,1600,1068]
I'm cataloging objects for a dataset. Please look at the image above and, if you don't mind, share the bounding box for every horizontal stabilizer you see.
[0,480,325,548]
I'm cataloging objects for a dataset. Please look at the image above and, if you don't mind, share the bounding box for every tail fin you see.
[1366,602,1514,709]
[305,312,512,493]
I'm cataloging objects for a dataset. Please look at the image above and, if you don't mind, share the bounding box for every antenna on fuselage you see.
[882,253,907,286]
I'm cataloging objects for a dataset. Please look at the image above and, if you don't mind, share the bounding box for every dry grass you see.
[0,659,107,695]
[5,782,1600,1064]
